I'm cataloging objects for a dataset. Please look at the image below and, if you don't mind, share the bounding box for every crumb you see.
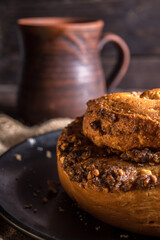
[41,181,60,203]
[46,150,52,158]
[120,235,129,239]
[59,207,64,212]
[47,180,58,193]
[37,146,43,151]
[33,208,38,213]
[28,138,36,145]
[149,162,155,166]
[43,197,48,204]
[24,204,32,209]
[95,226,101,231]
[15,154,22,161]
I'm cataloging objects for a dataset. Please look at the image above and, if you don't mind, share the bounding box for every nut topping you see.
[92,169,100,177]
[141,169,152,176]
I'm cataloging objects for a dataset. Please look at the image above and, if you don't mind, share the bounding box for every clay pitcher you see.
[17,18,130,124]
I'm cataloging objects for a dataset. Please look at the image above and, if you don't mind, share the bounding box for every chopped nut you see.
[60,156,65,164]
[46,150,52,158]
[87,171,92,180]
[153,157,160,163]
[60,142,68,151]
[106,174,116,185]
[24,204,32,209]
[76,139,81,145]
[149,162,155,166]
[150,175,157,184]
[141,169,152,176]
[144,177,150,186]
[103,188,109,193]
[68,135,76,143]
[83,164,87,169]
[91,164,95,169]
[92,169,99,177]
[69,171,73,176]
[118,169,125,176]
[15,154,22,161]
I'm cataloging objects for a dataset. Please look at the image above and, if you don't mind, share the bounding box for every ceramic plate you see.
[0,130,156,240]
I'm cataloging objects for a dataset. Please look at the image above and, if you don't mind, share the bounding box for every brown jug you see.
[17,18,130,124]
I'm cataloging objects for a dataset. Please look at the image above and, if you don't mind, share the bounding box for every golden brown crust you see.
[58,160,160,237]
[83,89,160,151]
[57,89,160,236]
[57,118,160,236]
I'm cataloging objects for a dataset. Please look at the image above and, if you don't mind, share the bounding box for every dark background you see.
[0,0,160,109]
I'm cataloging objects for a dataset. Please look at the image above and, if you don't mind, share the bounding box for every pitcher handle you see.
[99,33,130,93]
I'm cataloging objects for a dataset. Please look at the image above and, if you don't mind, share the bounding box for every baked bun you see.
[57,116,160,237]
[83,89,160,151]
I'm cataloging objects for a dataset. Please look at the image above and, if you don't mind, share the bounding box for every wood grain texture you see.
[0,56,159,108]
[1,0,160,88]
[103,57,160,90]
[1,0,160,55]
[0,55,160,88]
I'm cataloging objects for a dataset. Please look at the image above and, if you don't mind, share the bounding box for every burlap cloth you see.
[0,114,72,240]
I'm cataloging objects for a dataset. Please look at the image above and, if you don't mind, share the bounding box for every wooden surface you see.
[0,84,145,119]
[0,0,160,91]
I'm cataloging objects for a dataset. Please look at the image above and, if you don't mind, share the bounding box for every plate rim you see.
[0,129,62,240]
[0,129,61,160]
[0,211,45,240]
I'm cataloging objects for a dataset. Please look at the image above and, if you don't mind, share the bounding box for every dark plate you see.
[0,130,158,240]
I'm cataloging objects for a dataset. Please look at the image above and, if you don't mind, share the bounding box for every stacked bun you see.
[57,89,160,236]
